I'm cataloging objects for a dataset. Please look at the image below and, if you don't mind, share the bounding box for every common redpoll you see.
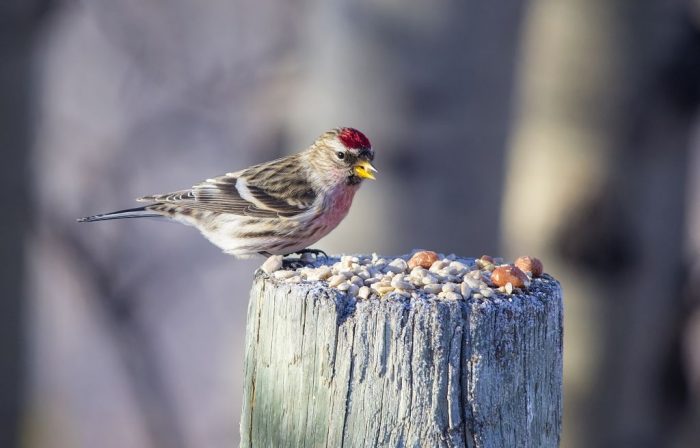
[78,128,376,257]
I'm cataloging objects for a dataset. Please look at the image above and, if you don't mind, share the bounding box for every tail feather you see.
[77,205,163,223]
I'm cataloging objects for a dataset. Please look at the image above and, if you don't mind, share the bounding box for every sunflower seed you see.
[273,270,298,279]
[261,255,284,273]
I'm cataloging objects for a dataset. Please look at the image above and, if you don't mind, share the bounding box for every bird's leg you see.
[289,248,329,259]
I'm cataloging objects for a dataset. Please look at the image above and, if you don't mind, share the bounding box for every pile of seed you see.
[260,250,545,302]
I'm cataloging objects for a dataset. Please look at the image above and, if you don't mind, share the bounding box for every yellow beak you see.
[354,160,378,180]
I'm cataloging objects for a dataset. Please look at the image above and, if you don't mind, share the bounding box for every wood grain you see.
[240,270,562,447]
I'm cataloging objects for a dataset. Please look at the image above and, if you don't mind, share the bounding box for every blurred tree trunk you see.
[503,0,700,446]
[285,0,527,257]
[0,0,50,446]
[590,4,700,446]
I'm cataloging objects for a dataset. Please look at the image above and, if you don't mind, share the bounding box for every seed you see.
[375,285,395,295]
[409,266,427,278]
[442,283,459,293]
[464,277,480,289]
[307,266,332,281]
[421,273,438,285]
[423,284,442,294]
[328,274,347,288]
[514,256,544,277]
[338,269,354,278]
[341,255,360,264]
[346,275,359,286]
[273,270,297,280]
[442,291,462,301]
[261,255,284,274]
[358,286,371,300]
[480,288,494,298]
[449,261,468,274]
[336,282,352,291]
[505,282,513,294]
[408,251,440,270]
[479,255,494,264]
[364,277,381,286]
[386,258,408,273]
[370,281,391,291]
[460,282,472,296]
[429,260,447,272]
[491,265,528,288]
[391,275,415,290]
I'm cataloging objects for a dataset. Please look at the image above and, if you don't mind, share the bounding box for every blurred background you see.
[2,0,700,446]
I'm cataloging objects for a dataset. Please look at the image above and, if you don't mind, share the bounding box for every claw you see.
[295,248,328,259]
[284,248,329,264]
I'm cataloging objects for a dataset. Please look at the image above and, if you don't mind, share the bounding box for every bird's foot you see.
[291,248,328,259]
[282,248,328,268]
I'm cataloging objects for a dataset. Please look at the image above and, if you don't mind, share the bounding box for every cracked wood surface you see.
[240,271,563,447]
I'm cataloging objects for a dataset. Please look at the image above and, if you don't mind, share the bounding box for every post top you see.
[257,251,559,308]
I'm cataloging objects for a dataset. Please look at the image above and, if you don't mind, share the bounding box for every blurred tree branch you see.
[55,219,187,448]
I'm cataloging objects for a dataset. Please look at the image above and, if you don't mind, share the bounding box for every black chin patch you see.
[347,175,362,185]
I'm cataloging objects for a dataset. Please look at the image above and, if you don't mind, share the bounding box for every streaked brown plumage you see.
[78,128,376,257]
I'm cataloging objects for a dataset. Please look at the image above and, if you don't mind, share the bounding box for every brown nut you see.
[476,255,495,270]
[491,265,528,288]
[408,251,440,269]
[515,256,543,277]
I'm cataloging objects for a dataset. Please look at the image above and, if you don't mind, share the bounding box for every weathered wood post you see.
[240,253,563,448]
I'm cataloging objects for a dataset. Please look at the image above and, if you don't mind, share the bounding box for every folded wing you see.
[138,161,317,219]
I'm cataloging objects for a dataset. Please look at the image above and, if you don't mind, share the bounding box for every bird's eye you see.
[336,151,345,160]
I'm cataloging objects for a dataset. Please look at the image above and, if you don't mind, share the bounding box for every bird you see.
[78,127,377,258]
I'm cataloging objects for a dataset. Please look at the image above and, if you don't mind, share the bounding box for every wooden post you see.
[240,261,563,448]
